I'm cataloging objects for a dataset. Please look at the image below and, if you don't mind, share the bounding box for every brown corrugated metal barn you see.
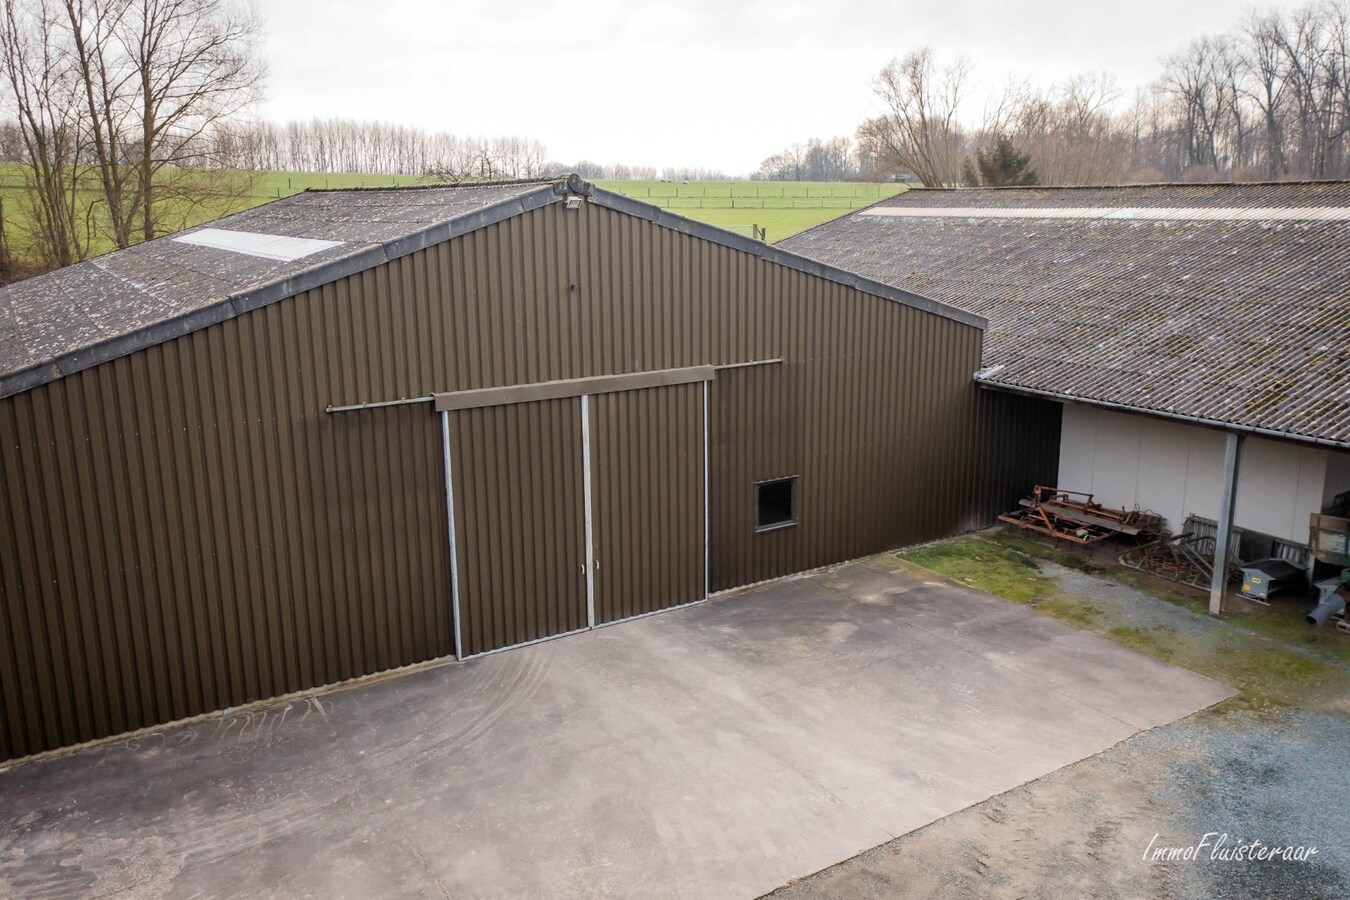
[0,176,1059,761]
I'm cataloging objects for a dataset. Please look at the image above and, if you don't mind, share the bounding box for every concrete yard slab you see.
[0,556,1234,900]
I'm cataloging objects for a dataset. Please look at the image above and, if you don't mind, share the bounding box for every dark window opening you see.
[756,477,797,531]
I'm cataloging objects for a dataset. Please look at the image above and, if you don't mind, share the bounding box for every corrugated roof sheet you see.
[0,181,558,396]
[0,177,985,399]
[860,205,1350,221]
[781,183,1350,447]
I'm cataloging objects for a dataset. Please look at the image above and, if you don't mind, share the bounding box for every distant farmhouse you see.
[784,182,1350,606]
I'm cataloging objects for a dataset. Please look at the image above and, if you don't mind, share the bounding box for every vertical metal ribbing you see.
[442,411,464,660]
[580,394,596,629]
[702,379,710,599]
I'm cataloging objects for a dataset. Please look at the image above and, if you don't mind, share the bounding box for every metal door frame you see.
[581,382,711,630]
[439,362,778,659]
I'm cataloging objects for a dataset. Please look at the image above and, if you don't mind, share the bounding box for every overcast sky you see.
[261,0,1308,175]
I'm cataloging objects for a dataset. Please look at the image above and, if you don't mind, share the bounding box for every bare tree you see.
[1276,2,1348,177]
[996,74,1138,185]
[1,0,261,273]
[1243,11,1292,177]
[121,0,263,241]
[860,48,973,186]
[844,3,1350,186]
[1,0,91,267]
[0,196,17,282]
[63,0,138,247]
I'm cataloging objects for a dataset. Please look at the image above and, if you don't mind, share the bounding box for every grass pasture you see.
[0,165,901,275]
[595,180,903,241]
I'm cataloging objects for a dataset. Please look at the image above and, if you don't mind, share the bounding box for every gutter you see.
[976,377,1349,451]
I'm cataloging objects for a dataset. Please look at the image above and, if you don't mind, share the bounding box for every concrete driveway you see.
[0,554,1232,899]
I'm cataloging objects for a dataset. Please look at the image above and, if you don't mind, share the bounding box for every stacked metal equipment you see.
[999,486,1163,545]
[1307,513,1350,630]
[1119,514,1243,591]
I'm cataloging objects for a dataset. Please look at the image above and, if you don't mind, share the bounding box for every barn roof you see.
[0,176,980,399]
[781,182,1350,448]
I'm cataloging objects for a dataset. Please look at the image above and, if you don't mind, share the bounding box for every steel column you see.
[580,394,596,629]
[1210,431,1243,615]
[703,379,710,599]
[441,411,464,659]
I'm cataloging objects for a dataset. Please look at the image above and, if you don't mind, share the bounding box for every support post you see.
[1210,431,1243,615]
[702,380,710,600]
[442,412,464,660]
[580,394,596,629]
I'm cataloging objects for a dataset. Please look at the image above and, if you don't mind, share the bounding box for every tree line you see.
[4,0,1348,281]
[764,1,1350,185]
[230,120,550,180]
[228,123,730,183]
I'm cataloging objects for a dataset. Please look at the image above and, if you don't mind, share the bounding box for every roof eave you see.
[976,377,1349,451]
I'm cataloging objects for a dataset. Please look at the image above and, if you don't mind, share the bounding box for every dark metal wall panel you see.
[0,198,1058,761]
[591,384,705,623]
[968,391,1064,528]
[449,398,587,656]
[0,321,452,762]
[709,363,803,591]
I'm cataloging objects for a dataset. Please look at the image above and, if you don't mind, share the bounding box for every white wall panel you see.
[1058,403,1329,543]
[1325,451,1350,508]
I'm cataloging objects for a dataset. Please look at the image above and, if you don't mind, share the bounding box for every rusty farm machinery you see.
[999,486,1163,545]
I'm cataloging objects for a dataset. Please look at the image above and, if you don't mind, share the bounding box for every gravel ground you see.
[767,709,1347,900]
[766,552,1349,899]
[1049,560,1349,664]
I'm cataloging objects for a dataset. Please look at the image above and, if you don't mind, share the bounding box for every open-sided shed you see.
[783,181,1350,612]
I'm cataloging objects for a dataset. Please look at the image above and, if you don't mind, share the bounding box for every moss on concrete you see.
[899,540,1053,604]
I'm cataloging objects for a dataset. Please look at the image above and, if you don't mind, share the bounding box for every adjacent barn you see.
[783,182,1350,610]
[0,176,1057,761]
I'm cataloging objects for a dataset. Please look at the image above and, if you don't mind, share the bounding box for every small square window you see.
[756,477,798,531]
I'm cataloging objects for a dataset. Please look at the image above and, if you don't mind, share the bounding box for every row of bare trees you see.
[1162,3,1350,178]
[226,121,733,183]
[230,119,551,180]
[0,0,262,270]
[543,160,730,182]
[861,1,1350,185]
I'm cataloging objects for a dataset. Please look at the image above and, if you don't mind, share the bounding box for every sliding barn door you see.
[448,398,588,656]
[589,383,706,624]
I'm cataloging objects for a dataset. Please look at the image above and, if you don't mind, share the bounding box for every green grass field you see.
[593,180,904,242]
[0,165,903,273]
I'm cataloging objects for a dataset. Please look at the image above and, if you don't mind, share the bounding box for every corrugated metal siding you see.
[591,384,705,623]
[968,390,1064,528]
[0,198,1056,762]
[449,398,587,656]
[0,327,451,762]
[709,363,804,590]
